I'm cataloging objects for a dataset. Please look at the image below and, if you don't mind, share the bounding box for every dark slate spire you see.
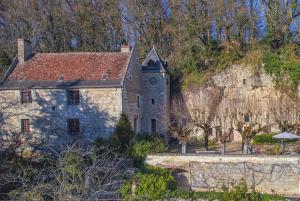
[141,46,168,73]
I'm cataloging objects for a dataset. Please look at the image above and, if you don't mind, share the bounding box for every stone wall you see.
[0,87,122,143]
[141,72,170,136]
[146,154,300,196]
[122,46,143,133]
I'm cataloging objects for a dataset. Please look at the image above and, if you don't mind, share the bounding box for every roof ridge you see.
[35,52,130,55]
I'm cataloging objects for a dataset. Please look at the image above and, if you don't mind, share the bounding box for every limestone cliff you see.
[182,64,299,141]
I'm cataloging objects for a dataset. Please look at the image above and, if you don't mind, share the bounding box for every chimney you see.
[121,44,130,53]
[17,38,32,64]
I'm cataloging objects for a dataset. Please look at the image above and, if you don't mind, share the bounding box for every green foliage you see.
[0,51,12,77]
[252,134,279,144]
[61,150,84,177]
[253,133,296,145]
[263,44,300,89]
[168,190,223,201]
[265,144,281,155]
[119,180,132,201]
[126,134,167,166]
[221,179,284,201]
[111,113,134,152]
[120,173,284,201]
[120,165,176,200]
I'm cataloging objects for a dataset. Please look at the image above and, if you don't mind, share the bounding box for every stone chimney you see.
[17,38,32,64]
[121,44,130,53]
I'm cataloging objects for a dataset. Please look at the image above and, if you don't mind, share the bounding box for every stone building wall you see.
[141,72,170,136]
[146,154,300,196]
[0,87,122,144]
[122,46,143,133]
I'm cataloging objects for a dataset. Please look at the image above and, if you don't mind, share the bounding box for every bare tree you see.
[0,144,133,200]
[214,102,234,155]
[187,85,223,150]
[233,95,265,154]
[169,95,193,154]
[268,92,300,133]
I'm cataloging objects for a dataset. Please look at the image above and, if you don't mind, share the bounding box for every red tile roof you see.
[8,52,130,81]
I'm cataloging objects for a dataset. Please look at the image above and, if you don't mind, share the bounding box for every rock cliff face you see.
[183,64,298,141]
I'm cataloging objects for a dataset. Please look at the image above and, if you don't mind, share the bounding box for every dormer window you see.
[58,75,64,81]
[102,70,108,80]
[102,74,108,80]
[21,89,32,104]
[147,59,157,67]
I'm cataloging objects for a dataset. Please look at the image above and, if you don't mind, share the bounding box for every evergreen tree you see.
[112,113,134,152]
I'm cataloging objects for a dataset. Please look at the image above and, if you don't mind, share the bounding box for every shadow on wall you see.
[0,87,118,152]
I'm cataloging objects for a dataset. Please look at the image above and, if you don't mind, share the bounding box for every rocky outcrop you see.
[183,64,295,141]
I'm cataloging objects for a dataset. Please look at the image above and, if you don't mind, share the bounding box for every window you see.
[21,90,32,104]
[21,119,30,133]
[137,95,140,108]
[243,79,246,85]
[68,119,80,135]
[151,119,156,134]
[151,98,155,105]
[244,114,250,122]
[147,59,157,67]
[134,117,138,133]
[58,75,64,81]
[67,89,80,105]
[166,78,169,85]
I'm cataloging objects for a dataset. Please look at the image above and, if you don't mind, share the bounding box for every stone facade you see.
[0,87,122,143]
[122,46,143,133]
[141,48,170,137]
[0,41,170,144]
[141,72,170,135]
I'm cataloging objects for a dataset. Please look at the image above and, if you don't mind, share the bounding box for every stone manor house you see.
[0,39,170,142]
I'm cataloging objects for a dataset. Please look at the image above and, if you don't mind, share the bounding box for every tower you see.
[141,47,170,138]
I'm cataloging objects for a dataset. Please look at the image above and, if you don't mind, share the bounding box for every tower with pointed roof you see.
[141,47,170,138]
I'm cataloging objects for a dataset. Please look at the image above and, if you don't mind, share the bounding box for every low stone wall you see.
[146,154,300,196]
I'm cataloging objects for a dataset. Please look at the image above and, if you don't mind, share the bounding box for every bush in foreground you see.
[120,167,284,201]
[1,145,133,200]
[120,165,176,200]
[126,134,167,166]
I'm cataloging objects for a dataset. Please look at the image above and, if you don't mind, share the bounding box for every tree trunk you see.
[221,143,226,155]
[181,141,187,155]
[280,140,285,154]
[204,133,209,151]
[243,143,249,155]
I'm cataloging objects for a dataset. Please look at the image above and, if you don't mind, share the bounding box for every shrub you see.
[126,165,176,200]
[126,134,167,166]
[111,113,134,152]
[252,133,278,144]
[264,144,281,155]
[221,179,284,201]
[263,44,300,89]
